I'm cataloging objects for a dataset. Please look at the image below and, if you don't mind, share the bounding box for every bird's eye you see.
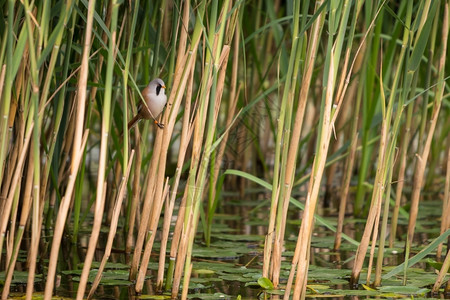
[156,84,161,95]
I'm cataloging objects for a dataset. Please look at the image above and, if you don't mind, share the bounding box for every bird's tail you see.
[127,114,141,130]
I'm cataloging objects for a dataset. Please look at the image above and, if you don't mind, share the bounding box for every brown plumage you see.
[128,78,167,130]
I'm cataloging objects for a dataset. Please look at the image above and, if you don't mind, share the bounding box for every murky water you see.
[2,197,448,299]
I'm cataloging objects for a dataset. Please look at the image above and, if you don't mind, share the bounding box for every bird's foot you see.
[155,120,164,129]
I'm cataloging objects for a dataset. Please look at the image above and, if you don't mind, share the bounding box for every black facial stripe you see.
[156,84,161,96]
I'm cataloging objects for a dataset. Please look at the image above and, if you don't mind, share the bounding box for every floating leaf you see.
[378,286,430,295]
[193,269,215,275]
[193,247,239,259]
[362,284,376,291]
[219,274,254,282]
[425,258,450,273]
[257,277,274,290]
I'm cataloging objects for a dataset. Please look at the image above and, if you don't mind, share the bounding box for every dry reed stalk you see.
[432,239,450,293]
[390,115,411,247]
[44,130,88,299]
[0,125,33,265]
[131,50,190,281]
[374,167,394,286]
[135,178,170,292]
[292,55,335,299]
[1,41,29,269]
[0,65,5,106]
[132,28,198,285]
[406,0,448,250]
[72,0,95,174]
[172,38,230,297]
[365,195,382,284]
[22,156,34,300]
[175,1,190,70]
[128,0,193,274]
[86,150,135,299]
[179,42,232,298]
[437,148,450,258]
[157,65,195,291]
[1,144,34,300]
[126,128,142,254]
[324,50,352,204]
[76,181,107,299]
[270,2,324,285]
[3,143,20,265]
[128,98,162,281]
[76,0,121,294]
[181,263,193,300]
[27,126,42,300]
[209,26,240,205]
[171,210,190,298]
[156,183,177,290]
[350,104,388,287]
[164,81,195,292]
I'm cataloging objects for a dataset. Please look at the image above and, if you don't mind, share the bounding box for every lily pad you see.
[377,285,430,295]
[257,277,274,290]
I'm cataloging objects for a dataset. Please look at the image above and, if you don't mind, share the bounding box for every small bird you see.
[128,78,167,130]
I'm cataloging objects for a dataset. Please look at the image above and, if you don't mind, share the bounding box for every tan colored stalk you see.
[389,110,411,247]
[181,263,193,300]
[22,154,34,300]
[432,238,450,293]
[77,181,107,299]
[374,166,394,286]
[76,1,120,294]
[324,51,351,204]
[175,1,190,71]
[406,0,448,249]
[132,34,198,288]
[87,150,135,299]
[2,114,23,265]
[289,3,363,292]
[171,207,190,298]
[437,148,450,258]
[27,139,41,300]
[272,3,324,284]
[179,42,232,297]
[130,0,195,280]
[1,141,34,300]
[128,106,163,281]
[292,54,335,299]
[350,0,410,285]
[156,184,177,290]
[365,196,382,284]
[157,64,195,291]
[0,65,5,105]
[350,81,389,287]
[72,0,95,174]
[126,128,142,254]
[209,19,240,206]
[0,124,33,264]
[44,130,89,299]
[135,178,170,292]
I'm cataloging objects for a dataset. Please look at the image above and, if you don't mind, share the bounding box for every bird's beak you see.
[162,85,166,89]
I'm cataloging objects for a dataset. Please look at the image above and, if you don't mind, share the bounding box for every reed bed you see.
[0,0,449,299]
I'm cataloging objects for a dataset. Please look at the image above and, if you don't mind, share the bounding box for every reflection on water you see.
[2,196,446,299]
